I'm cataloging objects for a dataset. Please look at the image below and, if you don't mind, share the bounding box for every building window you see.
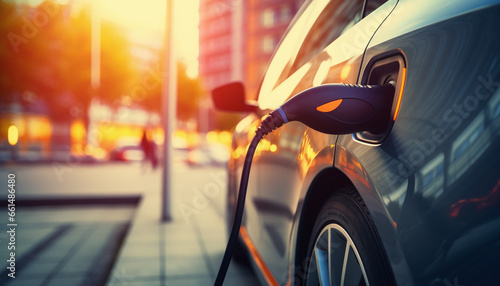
[208,55,231,70]
[364,0,388,17]
[280,5,292,23]
[206,36,230,53]
[262,36,274,53]
[261,9,274,27]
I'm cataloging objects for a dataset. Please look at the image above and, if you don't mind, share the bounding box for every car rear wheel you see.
[301,187,394,286]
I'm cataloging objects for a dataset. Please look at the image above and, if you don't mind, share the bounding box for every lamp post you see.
[161,0,176,222]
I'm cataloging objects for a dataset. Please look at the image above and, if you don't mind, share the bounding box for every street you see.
[0,159,259,285]
[0,161,161,199]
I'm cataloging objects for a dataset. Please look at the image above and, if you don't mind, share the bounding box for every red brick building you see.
[199,0,304,101]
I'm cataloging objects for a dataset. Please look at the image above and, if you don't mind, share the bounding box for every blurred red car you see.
[109,138,144,162]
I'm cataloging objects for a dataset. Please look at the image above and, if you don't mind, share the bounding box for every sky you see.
[91,0,200,78]
[17,0,200,78]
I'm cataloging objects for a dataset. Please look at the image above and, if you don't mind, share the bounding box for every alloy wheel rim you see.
[306,223,369,286]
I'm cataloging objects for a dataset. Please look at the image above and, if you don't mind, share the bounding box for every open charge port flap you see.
[355,52,407,144]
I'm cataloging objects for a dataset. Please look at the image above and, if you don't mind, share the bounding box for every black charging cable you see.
[214,111,285,286]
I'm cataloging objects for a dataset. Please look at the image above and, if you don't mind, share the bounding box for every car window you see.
[289,0,364,74]
[258,1,325,99]
[363,0,388,17]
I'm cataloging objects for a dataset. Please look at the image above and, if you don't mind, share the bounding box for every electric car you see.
[213,0,500,285]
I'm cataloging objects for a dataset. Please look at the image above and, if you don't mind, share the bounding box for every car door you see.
[336,0,500,284]
[245,0,398,283]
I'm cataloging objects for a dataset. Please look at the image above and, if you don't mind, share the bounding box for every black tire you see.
[300,186,394,286]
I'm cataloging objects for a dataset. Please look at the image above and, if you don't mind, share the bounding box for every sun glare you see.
[90,0,199,78]
[15,0,199,77]
[76,0,199,78]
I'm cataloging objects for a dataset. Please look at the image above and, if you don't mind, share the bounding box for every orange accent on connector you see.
[393,68,407,121]
[240,226,279,286]
[316,99,343,113]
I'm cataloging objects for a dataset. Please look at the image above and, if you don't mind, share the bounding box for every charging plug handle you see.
[277,83,395,134]
[214,83,395,285]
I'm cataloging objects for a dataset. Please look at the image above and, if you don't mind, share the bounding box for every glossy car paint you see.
[341,0,500,284]
[226,0,500,285]
[231,0,398,282]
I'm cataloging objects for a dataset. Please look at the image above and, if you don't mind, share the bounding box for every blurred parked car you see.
[214,0,500,285]
[109,138,144,162]
[187,143,230,167]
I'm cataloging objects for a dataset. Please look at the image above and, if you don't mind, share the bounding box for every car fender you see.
[287,141,413,285]
[335,144,414,286]
[287,142,336,284]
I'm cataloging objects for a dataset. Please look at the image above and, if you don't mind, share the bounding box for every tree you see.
[137,61,204,123]
[0,0,137,124]
[99,19,137,107]
[177,62,203,121]
[0,1,92,121]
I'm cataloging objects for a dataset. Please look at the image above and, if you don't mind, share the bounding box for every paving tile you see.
[200,234,227,249]
[127,225,161,239]
[108,277,162,286]
[0,226,58,263]
[114,257,161,278]
[162,229,198,244]
[36,225,90,260]
[3,276,45,286]
[89,207,137,223]
[205,245,226,265]
[46,275,89,286]
[104,165,261,284]
[164,240,203,257]
[59,255,96,275]
[17,206,136,224]
[106,265,142,285]
[126,231,161,244]
[161,223,197,235]
[17,260,59,277]
[164,255,211,277]
[78,275,108,286]
[120,241,161,258]
[73,224,126,259]
[164,274,213,286]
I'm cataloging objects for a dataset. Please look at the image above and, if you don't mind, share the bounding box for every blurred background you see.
[0,0,304,284]
[0,0,305,163]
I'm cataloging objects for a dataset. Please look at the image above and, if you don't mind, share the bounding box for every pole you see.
[89,3,101,148]
[161,0,176,222]
[91,4,100,90]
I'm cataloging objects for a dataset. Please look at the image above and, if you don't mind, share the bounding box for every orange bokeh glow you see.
[8,125,18,146]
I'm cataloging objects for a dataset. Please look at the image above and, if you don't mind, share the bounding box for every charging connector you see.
[214,83,395,285]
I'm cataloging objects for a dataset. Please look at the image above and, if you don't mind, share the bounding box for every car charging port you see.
[355,51,407,144]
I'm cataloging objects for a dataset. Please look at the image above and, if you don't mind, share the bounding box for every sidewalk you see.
[0,205,135,286]
[107,166,259,286]
[0,162,259,285]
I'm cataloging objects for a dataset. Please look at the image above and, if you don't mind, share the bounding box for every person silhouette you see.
[140,128,158,170]
[140,129,151,168]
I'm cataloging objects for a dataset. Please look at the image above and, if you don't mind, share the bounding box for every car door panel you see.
[338,1,500,284]
[247,0,399,282]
